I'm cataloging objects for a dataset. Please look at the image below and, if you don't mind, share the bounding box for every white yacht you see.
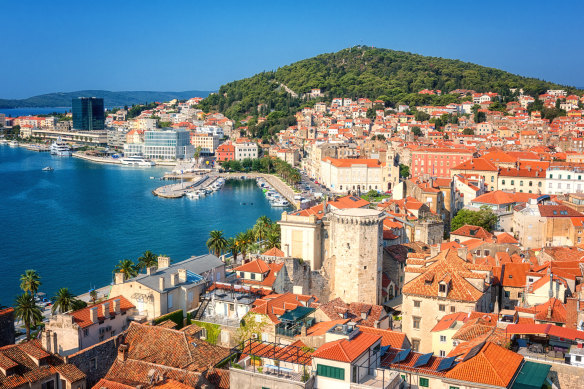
[120,155,155,167]
[185,191,199,199]
[271,198,290,207]
[50,139,72,156]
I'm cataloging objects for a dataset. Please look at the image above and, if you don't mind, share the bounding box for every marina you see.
[0,146,284,303]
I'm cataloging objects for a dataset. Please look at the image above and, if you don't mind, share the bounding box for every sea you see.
[0,146,285,305]
[0,107,71,117]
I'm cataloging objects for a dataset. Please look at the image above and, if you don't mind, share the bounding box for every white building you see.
[143,128,194,160]
[546,165,584,194]
[190,132,219,155]
[196,125,224,139]
[234,140,259,160]
[320,157,387,193]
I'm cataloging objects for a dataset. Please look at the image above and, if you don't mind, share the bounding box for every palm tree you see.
[51,288,83,314]
[236,230,254,262]
[14,293,42,340]
[253,216,272,243]
[89,289,98,305]
[20,270,41,295]
[265,231,281,250]
[137,250,158,271]
[114,259,138,280]
[207,230,228,257]
[226,237,239,264]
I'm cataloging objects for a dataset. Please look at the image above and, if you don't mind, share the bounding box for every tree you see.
[20,270,41,295]
[411,126,422,137]
[226,237,240,263]
[462,128,474,135]
[137,250,158,271]
[450,206,498,232]
[474,111,486,123]
[207,230,228,257]
[14,293,42,340]
[194,146,203,161]
[236,231,254,262]
[253,216,272,243]
[51,288,84,314]
[114,259,138,280]
[399,164,410,178]
[265,231,281,250]
[89,289,98,305]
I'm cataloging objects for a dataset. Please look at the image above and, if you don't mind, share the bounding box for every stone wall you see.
[229,367,314,389]
[0,308,15,346]
[66,333,122,387]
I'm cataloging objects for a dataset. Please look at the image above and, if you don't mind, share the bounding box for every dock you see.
[153,174,219,198]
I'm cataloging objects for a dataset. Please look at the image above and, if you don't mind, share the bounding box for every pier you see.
[153,174,219,198]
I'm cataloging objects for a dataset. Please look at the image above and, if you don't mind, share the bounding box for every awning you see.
[511,361,551,389]
[278,306,315,322]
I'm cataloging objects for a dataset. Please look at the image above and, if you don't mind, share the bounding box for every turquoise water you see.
[0,147,284,305]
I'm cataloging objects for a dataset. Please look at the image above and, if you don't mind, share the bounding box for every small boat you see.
[271,199,290,207]
[149,176,155,180]
[8,140,19,147]
[120,155,155,166]
[186,191,199,199]
[42,166,54,171]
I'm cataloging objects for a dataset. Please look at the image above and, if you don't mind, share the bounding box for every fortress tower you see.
[327,208,384,305]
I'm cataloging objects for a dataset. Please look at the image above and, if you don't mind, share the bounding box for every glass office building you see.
[144,129,194,160]
[72,97,105,131]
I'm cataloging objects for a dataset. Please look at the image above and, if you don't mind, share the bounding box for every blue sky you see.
[2,0,584,98]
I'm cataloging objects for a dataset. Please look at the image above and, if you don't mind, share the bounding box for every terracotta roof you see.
[452,158,498,172]
[451,225,493,241]
[71,296,135,329]
[316,298,388,327]
[312,332,381,363]
[234,258,270,274]
[304,319,350,336]
[505,323,584,341]
[0,341,85,388]
[403,249,489,302]
[356,326,408,349]
[251,293,317,324]
[445,342,523,387]
[500,263,531,288]
[323,157,384,168]
[91,379,135,389]
[448,328,509,359]
[496,232,518,244]
[123,322,230,372]
[538,205,583,218]
[430,312,468,332]
[261,247,285,257]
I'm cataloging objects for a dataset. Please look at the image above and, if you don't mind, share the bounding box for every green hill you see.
[199,46,580,139]
[0,89,212,109]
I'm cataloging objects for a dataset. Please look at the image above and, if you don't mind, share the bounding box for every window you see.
[450,386,460,389]
[414,300,421,308]
[413,316,421,329]
[505,291,510,298]
[440,335,446,343]
[41,381,55,389]
[250,273,256,280]
[317,364,345,380]
[539,182,542,187]
[511,180,515,185]
[520,180,524,186]
[439,304,446,312]
[239,272,244,278]
[439,284,446,293]
[412,339,420,352]
[83,329,89,337]
[450,306,456,313]
[440,350,446,357]
[168,294,173,309]
[502,179,505,185]
[419,377,429,387]
[491,176,494,182]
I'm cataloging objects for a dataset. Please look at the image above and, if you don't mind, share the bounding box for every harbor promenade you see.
[153,174,218,198]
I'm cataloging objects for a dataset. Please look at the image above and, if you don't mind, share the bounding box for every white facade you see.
[234,141,259,160]
[546,166,584,194]
[320,158,386,193]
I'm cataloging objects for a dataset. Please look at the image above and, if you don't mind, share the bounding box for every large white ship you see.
[119,155,155,167]
[50,139,72,156]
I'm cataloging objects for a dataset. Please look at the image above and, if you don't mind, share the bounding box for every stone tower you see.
[327,208,384,305]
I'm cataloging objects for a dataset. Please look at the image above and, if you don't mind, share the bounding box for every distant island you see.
[0,89,214,109]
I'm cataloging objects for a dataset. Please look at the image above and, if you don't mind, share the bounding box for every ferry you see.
[120,155,155,167]
[50,139,72,156]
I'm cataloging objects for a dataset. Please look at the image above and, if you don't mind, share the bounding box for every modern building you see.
[72,97,105,131]
[143,129,194,160]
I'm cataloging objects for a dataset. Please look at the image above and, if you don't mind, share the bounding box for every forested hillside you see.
[199,46,580,140]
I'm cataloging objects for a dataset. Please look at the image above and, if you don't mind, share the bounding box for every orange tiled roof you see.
[403,249,489,302]
[356,326,408,349]
[312,332,380,363]
[71,296,135,329]
[451,225,493,241]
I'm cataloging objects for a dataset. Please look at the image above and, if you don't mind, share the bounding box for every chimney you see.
[115,272,125,285]
[113,299,121,314]
[103,302,110,318]
[178,269,187,283]
[547,304,552,319]
[430,244,439,257]
[118,344,128,362]
[457,247,469,260]
[89,307,98,323]
[158,256,170,269]
[51,332,58,354]
[42,331,51,353]
[171,273,178,287]
[146,266,157,275]
[159,276,165,291]
[300,324,307,337]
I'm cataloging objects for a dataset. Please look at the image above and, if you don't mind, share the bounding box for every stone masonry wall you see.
[66,333,122,387]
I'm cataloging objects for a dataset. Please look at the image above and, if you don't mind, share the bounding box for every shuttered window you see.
[317,364,345,380]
